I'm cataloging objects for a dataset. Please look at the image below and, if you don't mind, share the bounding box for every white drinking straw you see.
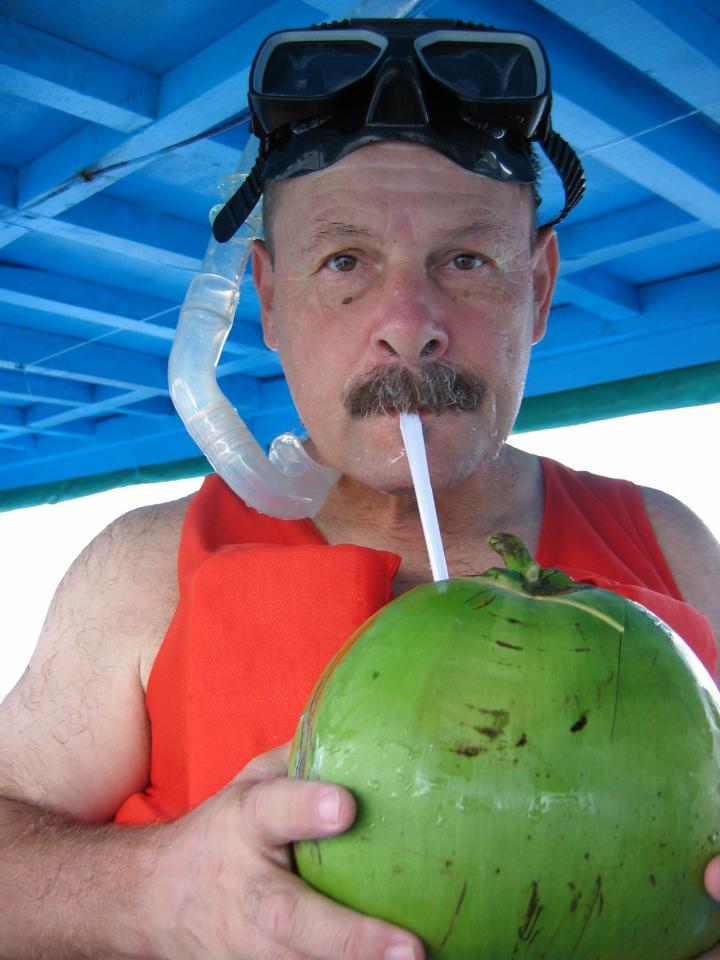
[399,412,449,582]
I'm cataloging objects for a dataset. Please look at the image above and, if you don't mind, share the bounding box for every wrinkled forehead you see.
[266,141,534,244]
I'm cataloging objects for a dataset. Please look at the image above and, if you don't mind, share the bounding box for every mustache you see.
[343,362,485,418]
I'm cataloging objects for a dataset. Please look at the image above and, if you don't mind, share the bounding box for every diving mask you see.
[213,18,585,242]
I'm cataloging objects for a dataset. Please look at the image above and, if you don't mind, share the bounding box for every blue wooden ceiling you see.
[0,0,718,503]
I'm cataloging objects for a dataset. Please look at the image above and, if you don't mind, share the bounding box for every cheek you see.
[274,328,353,433]
[277,261,377,318]
[316,272,375,313]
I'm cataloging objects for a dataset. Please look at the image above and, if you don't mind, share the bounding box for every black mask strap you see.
[539,129,585,228]
[212,154,266,243]
[212,134,584,242]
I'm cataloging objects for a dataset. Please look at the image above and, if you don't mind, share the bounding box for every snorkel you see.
[170,18,585,519]
[168,142,341,519]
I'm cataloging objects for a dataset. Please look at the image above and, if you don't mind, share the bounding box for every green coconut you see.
[289,534,720,959]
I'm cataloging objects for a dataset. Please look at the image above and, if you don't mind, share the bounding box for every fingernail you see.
[318,791,340,825]
[385,943,416,960]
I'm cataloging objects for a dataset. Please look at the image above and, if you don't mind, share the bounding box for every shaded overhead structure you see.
[0,0,718,508]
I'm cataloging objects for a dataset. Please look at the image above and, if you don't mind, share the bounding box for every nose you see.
[369,270,449,366]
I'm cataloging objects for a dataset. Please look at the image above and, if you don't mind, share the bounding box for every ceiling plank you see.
[0,266,267,357]
[8,194,206,272]
[90,391,177,419]
[558,198,708,275]
[0,15,159,132]
[0,165,15,215]
[0,368,94,407]
[11,0,326,219]
[0,321,169,391]
[0,425,200,486]
[529,267,720,393]
[0,404,92,442]
[531,0,720,123]
[556,270,641,321]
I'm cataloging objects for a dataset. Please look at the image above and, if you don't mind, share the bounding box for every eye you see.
[450,252,486,271]
[326,253,358,272]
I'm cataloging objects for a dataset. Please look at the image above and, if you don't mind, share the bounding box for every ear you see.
[530,227,560,345]
[252,239,279,350]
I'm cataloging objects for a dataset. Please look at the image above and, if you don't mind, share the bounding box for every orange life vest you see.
[114,459,716,825]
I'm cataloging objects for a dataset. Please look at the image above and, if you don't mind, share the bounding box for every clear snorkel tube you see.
[168,142,340,519]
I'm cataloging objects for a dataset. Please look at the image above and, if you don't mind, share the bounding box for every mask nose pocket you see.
[365,60,429,126]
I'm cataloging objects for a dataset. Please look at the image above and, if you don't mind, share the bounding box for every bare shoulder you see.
[639,485,720,642]
[0,492,194,823]
[54,493,193,679]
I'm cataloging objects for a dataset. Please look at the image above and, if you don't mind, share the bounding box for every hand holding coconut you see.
[140,741,423,960]
[702,865,720,958]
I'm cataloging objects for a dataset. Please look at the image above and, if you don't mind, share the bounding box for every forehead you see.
[270,142,532,246]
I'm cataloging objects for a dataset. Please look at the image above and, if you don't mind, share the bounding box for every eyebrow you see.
[441,219,519,245]
[298,216,519,256]
[299,220,378,256]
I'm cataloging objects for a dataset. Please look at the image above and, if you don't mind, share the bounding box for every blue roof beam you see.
[91,389,177,420]
[28,424,146,458]
[4,368,263,436]
[1,322,169,392]
[0,433,34,452]
[532,0,720,124]
[0,266,180,356]
[90,413,184,445]
[0,387,162,444]
[555,269,641,321]
[0,167,24,247]
[18,389,170,435]
[0,404,93,442]
[0,166,15,216]
[13,0,323,218]
[0,369,94,407]
[26,404,96,435]
[17,194,206,272]
[0,265,268,359]
[0,424,199,486]
[557,198,709,276]
[569,109,720,229]
[0,15,158,133]
[529,267,720,394]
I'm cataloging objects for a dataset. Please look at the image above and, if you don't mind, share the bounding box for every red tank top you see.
[114,459,716,825]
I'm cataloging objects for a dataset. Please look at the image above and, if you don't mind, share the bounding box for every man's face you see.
[253,142,558,493]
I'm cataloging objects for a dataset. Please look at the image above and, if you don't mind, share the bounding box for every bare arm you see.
[0,501,179,957]
[640,486,720,954]
[0,500,422,960]
[0,798,160,958]
[640,485,720,660]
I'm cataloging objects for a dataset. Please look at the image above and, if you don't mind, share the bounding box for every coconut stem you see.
[488,533,541,582]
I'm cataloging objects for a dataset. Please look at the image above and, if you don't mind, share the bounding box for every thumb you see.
[233,740,294,784]
[705,857,720,902]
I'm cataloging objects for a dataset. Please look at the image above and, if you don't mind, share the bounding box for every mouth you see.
[384,407,435,419]
[408,408,444,426]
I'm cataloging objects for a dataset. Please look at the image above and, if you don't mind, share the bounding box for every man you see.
[1,19,719,960]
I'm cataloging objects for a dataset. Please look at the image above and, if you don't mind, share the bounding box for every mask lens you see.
[255,32,386,97]
[417,32,546,100]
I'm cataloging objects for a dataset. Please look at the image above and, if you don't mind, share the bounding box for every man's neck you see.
[313,444,544,591]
